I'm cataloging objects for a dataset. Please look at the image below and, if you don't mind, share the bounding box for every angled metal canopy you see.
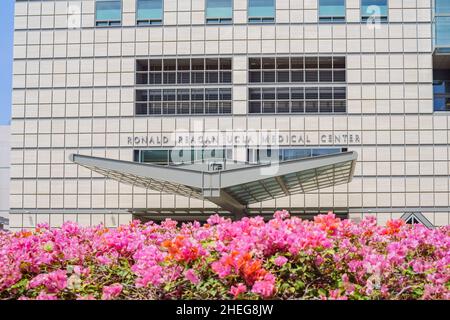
[70,151,357,217]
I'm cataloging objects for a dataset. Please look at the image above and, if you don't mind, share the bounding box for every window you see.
[436,0,450,15]
[361,0,388,22]
[96,0,121,26]
[435,0,450,50]
[136,0,163,25]
[135,88,232,116]
[248,87,347,114]
[248,0,275,23]
[134,148,231,165]
[319,0,346,22]
[136,58,232,85]
[206,0,233,24]
[248,148,344,163]
[400,213,434,229]
[433,80,450,111]
[249,56,346,84]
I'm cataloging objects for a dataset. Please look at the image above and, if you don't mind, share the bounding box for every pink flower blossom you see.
[28,270,67,293]
[230,283,247,298]
[185,269,200,285]
[102,284,123,300]
[274,256,288,267]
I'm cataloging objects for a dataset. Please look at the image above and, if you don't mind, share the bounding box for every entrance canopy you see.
[70,151,357,216]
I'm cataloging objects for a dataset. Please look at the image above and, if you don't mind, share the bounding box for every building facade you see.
[9,0,450,230]
[0,126,10,230]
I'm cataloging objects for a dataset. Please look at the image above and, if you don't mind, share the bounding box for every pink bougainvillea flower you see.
[274,256,288,267]
[185,269,200,285]
[230,283,247,298]
[102,283,123,300]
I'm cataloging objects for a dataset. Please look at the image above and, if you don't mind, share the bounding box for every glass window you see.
[436,0,450,14]
[248,0,275,23]
[96,0,121,26]
[319,0,346,22]
[137,0,163,25]
[435,16,450,48]
[206,0,233,24]
[361,0,388,22]
[434,80,450,111]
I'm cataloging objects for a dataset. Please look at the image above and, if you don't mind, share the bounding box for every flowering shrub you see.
[0,211,449,300]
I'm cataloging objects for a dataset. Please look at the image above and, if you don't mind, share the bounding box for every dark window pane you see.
[136,90,148,101]
[163,59,176,71]
[163,73,176,84]
[291,101,304,113]
[206,88,219,100]
[277,71,290,82]
[263,71,276,82]
[191,89,204,100]
[220,71,232,83]
[291,71,304,82]
[277,101,290,113]
[249,101,261,113]
[249,58,262,69]
[249,88,261,100]
[319,87,333,99]
[334,87,346,99]
[177,72,190,84]
[149,73,162,84]
[136,103,148,115]
[149,59,162,71]
[149,103,162,115]
[319,57,333,68]
[291,87,304,99]
[333,57,346,69]
[206,72,219,83]
[192,59,205,70]
[163,89,176,101]
[319,70,333,82]
[136,60,148,71]
[177,102,190,114]
[262,88,276,99]
[219,88,232,100]
[262,58,276,69]
[206,58,219,70]
[221,102,232,113]
[305,88,318,99]
[277,88,290,100]
[141,150,168,164]
[192,72,205,83]
[206,102,219,113]
[305,70,318,82]
[192,102,205,114]
[149,89,162,101]
[291,57,304,69]
[220,58,232,70]
[163,102,176,114]
[319,101,333,113]
[334,70,346,82]
[263,101,276,113]
[277,57,290,69]
[305,101,319,112]
[136,73,148,84]
[177,89,190,101]
[249,71,262,83]
[177,59,190,70]
[334,100,346,112]
[305,57,318,69]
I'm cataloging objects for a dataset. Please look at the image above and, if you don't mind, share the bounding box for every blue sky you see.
[0,0,14,125]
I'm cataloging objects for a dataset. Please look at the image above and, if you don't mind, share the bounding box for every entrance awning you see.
[70,151,357,216]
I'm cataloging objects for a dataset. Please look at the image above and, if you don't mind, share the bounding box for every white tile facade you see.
[9,0,450,229]
[0,126,10,229]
